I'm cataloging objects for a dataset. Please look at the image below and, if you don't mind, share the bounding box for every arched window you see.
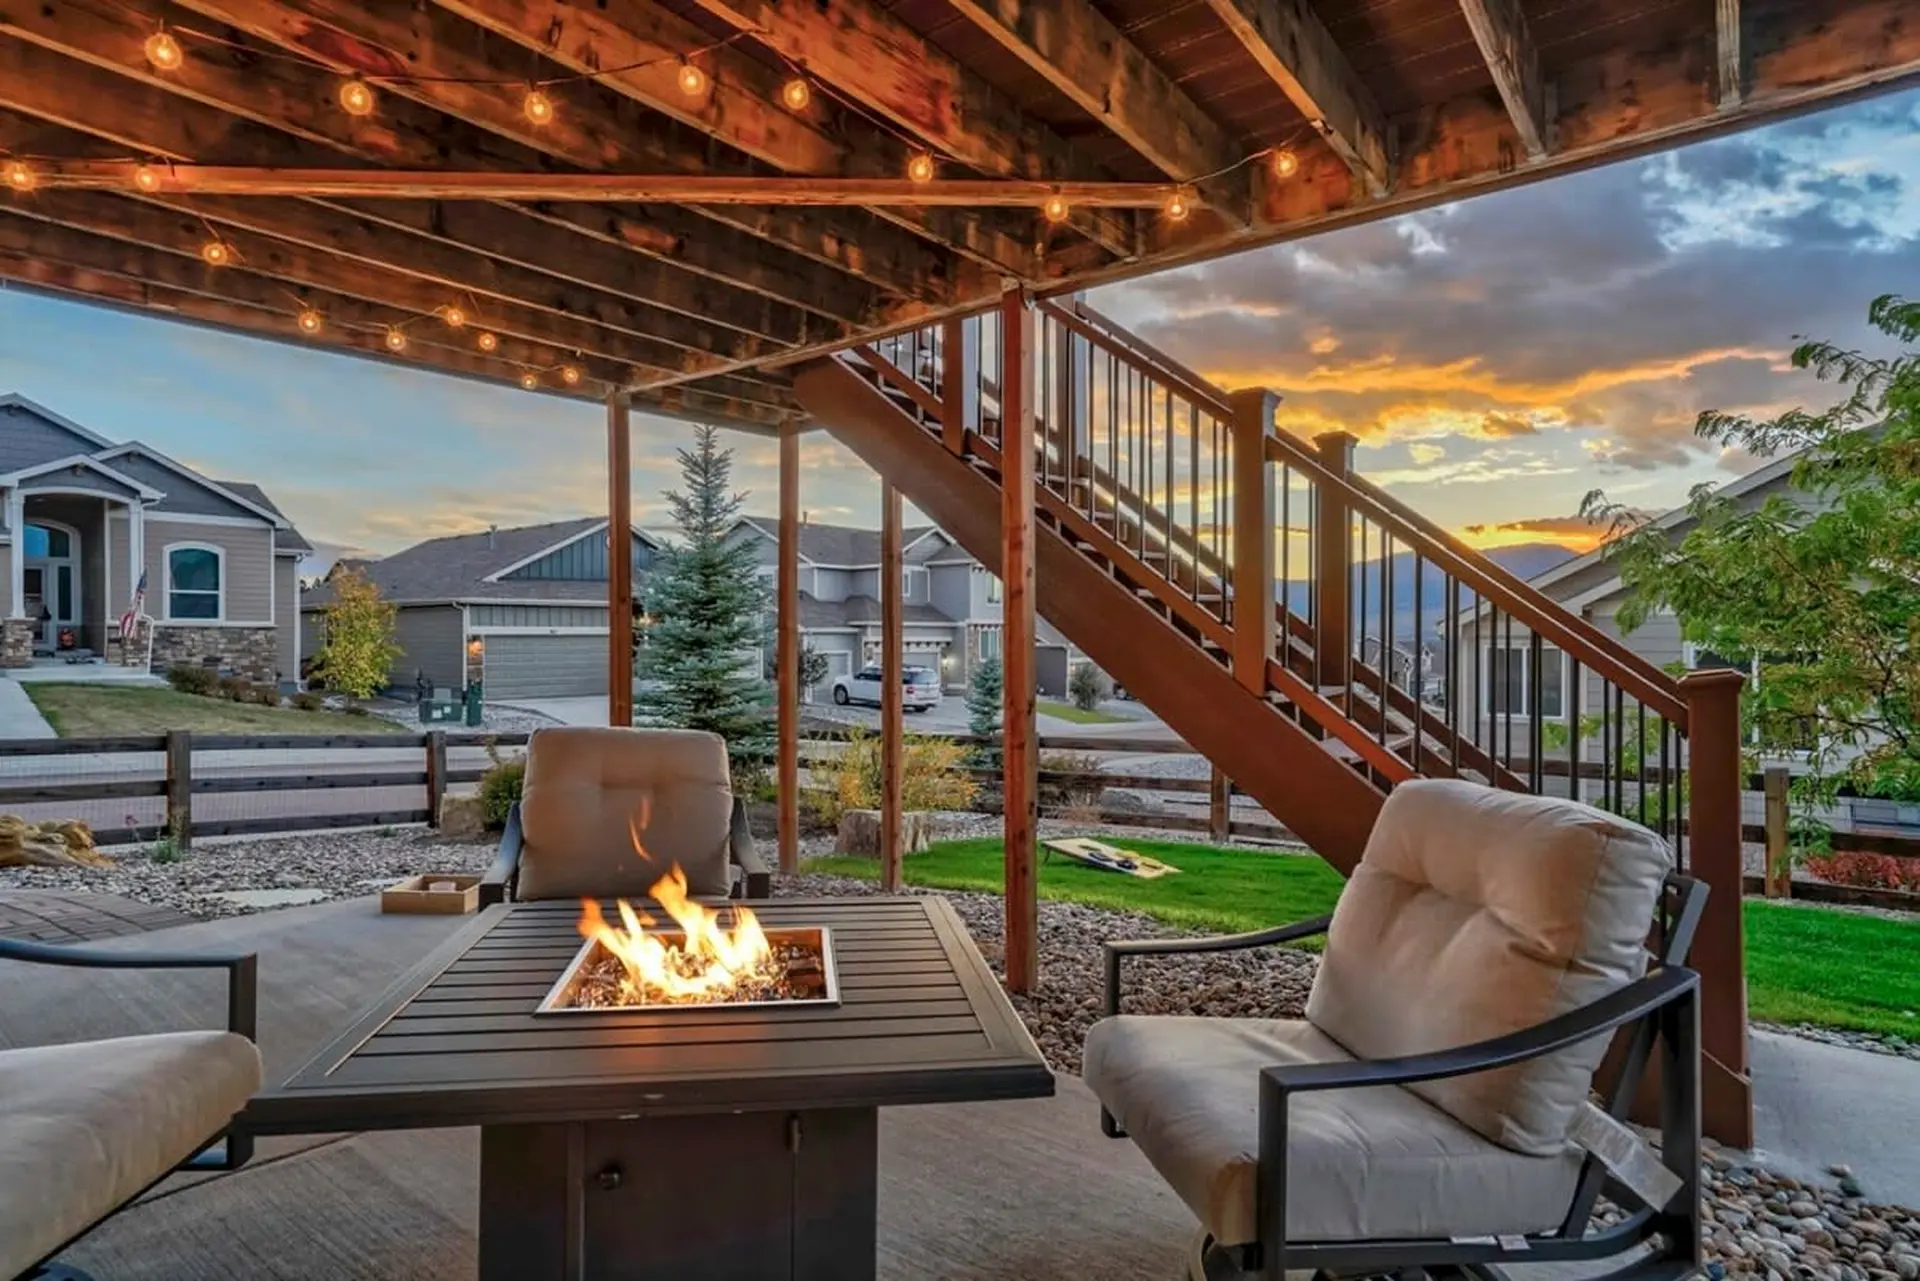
[166,544,224,621]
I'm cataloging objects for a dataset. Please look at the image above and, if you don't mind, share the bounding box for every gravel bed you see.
[366,701,561,735]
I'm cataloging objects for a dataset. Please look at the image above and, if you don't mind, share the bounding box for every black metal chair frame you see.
[0,937,259,1281]
[481,795,772,907]
[1101,874,1709,1281]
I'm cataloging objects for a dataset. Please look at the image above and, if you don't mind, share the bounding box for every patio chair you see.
[481,725,771,906]
[1085,778,1705,1281]
[0,938,260,1281]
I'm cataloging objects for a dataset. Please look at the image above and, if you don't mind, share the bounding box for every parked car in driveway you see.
[832,665,941,711]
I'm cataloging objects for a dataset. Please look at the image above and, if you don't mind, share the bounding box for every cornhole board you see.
[1042,837,1180,879]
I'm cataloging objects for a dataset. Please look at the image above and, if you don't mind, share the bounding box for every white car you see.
[832,664,941,712]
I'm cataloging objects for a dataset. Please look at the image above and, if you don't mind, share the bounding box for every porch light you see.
[132,164,162,193]
[200,238,232,266]
[476,331,499,352]
[781,77,811,112]
[906,152,935,184]
[466,637,484,659]
[144,30,184,71]
[2,161,32,192]
[442,305,467,328]
[297,307,323,334]
[338,78,376,117]
[1271,148,1299,179]
[676,61,709,98]
[523,87,556,126]
[384,327,408,352]
[1042,191,1070,223]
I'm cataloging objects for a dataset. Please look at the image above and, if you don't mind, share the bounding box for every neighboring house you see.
[0,395,310,681]
[300,517,662,701]
[726,517,1082,695]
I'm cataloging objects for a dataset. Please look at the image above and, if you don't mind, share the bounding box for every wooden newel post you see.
[426,730,448,829]
[1000,286,1039,995]
[1228,389,1277,693]
[1763,765,1791,899]
[1313,431,1356,693]
[606,390,634,729]
[776,426,801,875]
[165,729,192,852]
[1679,668,1753,1148]
[1208,766,1231,843]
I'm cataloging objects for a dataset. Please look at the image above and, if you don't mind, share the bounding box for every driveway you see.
[491,696,608,726]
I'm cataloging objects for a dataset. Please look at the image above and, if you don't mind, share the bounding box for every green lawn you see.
[812,836,1920,1039]
[24,684,410,737]
[1036,698,1131,725]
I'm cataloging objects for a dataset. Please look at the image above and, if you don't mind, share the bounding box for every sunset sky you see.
[2,85,1915,570]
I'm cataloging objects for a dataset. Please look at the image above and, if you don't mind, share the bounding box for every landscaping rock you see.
[833,808,931,856]
[438,795,488,842]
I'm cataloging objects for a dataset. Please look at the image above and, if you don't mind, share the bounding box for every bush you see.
[1068,662,1108,712]
[166,665,218,696]
[216,675,248,701]
[1038,749,1107,812]
[1804,851,1920,893]
[809,727,977,827]
[247,683,281,707]
[291,692,324,712]
[478,745,526,831]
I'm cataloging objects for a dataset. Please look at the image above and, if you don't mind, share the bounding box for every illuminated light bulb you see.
[2,161,33,192]
[781,77,811,111]
[523,87,555,125]
[519,371,538,390]
[200,239,231,266]
[132,164,162,193]
[338,78,376,117]
[443,305,467,329]
[1271,148,1300,179]
[1042,191,1070,224]
[906,152,935,184]
[384,327,407,352]
[676,61,708,97]
[561,364,581,386]
[145,30,184,71]
[297,308,323,334]
[1163,187,1194,222]
[476,331,499,353]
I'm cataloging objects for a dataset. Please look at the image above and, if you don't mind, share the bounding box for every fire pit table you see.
[243,896,1053,1281]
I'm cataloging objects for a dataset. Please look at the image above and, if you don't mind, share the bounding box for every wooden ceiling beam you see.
[1717,0,1743,107]
[162,0,974,304]
[1200,0,1392,197]
[941,0,1255,217]
[1457,0,1551,159]
[680,0,1139,258]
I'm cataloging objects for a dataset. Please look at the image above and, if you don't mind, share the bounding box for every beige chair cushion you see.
[0,1030,262,1277]
[1084,1015,1583,1247]
[518,726,735,901]
[1307,778,1671,1155]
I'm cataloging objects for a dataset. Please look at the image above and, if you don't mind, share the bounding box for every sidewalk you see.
[1753,1029,1920,1204]
[0,677,56,739]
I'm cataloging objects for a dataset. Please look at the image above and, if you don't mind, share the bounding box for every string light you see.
[560,364,581,386]
[144,30,184,72]
[1271,148,1299,179]
[1163,187,1194,222]
[476,331,499,352]
[519,371,538,390]
[676,61,708,97]
[906,152,935,184]
[200,238,232,266]
[2,160,33,192]
[522,87,556,125]
[384,327,408,352]
[132,164,162,193]
[1042,191,1070,224]
[338,78,376,117]
[296,307,323,334]
[781,77,811,111]
[442,304,467,328]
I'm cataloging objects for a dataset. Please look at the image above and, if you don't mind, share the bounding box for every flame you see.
[577,866,773,1003]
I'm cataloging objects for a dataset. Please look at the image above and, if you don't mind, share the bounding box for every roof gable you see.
[0,396,117,474]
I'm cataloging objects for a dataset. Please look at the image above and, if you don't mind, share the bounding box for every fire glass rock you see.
[548,930,835,1011]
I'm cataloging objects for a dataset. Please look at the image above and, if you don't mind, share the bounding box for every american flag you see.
[119,569,147,642]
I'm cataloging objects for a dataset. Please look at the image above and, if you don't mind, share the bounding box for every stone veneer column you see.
[6,486,22,622]
[148,626,277,682]
[0,619,33,668]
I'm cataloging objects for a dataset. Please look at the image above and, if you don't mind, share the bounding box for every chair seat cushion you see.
[0,1031,262,1277]
[1084,1015,1583,1247]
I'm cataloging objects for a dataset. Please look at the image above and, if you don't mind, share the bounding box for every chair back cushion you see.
[516,726,734,901]
[1305,778,1671,1155]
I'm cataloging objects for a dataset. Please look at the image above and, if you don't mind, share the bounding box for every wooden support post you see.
[1208,766,1231,843]
[777,426,802,876]
[1000,287,1040,994]
[426,730,448,829]
[940,317,968,455]
[607,390,634,729]
[1229,389,1278,693]
[880,481,905,893]
[1679,668,1753,1148]
[165,729,192,852]
[1763,765,1791,899]
[1313,432,1356,694]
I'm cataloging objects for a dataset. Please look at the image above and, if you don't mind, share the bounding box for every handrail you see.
[1036,298,1232,421]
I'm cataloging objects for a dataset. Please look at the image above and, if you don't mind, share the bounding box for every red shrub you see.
[1804,851,1920,893]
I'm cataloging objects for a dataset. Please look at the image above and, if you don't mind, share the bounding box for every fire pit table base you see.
[478,1108,879,1281]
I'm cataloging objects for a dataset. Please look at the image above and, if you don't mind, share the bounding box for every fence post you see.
[1208,766,1231,843]
[1228,389,1277,694]
[1679,668,1752,1148]
[1763,765,1790,899]
[1313,432,1356,693]
[426,730,448,830]
[165,729,192,852]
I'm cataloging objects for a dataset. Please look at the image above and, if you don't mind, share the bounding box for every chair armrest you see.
[1262,965,1698,1096]
[480,804,523,907]
[0,937,258,1042]
[730,796,771,899]
[1103,915,1333,1018]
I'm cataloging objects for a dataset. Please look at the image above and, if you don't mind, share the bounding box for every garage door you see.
[481,634,609,700]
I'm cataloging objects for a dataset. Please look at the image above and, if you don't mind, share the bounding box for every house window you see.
[979,628,1001,661]
[1484,642,1565,719]
[166,544,224,621]
[986,575,1003,604]
[903,567,926,600]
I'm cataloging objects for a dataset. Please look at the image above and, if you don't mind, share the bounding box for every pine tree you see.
[965,657,1003,766]
[635,426,772,777]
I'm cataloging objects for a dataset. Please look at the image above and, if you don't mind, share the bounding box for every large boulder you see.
[834,808,932,857]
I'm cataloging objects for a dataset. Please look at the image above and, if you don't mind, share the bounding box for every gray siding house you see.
[301,517,662,701]
[0,395,309,681]
[726,517,1081,695]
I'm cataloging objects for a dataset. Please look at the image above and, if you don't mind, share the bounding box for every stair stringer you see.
[795,356,1383,873]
